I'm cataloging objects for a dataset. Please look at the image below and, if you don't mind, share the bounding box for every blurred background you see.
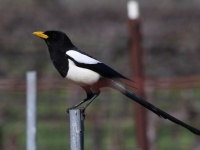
[0,0,200,149]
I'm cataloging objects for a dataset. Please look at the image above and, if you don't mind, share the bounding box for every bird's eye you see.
[52,34,56,39]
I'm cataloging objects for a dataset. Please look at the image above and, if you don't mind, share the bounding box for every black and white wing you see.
[66,50,130,80]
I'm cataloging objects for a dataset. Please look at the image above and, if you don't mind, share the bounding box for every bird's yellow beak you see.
[33,31,48,39]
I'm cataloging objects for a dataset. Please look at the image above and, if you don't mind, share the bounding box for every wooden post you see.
[127,1,149,150]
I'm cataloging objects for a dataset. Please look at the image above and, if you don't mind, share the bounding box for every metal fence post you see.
[127,1,149,150]
[26,71,37,150]
[69,109,85,150]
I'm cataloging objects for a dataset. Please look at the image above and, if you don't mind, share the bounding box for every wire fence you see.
[1,74,200,91]
[1,74,200,150]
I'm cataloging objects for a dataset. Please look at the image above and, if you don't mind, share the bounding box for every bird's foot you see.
[66,106,86,114]
[66,107,86,119]
[66,107,75,113]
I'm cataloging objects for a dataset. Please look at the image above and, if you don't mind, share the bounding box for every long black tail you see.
[110,80,200,135]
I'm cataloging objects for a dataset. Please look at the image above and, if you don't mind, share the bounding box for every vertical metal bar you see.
[127,1,149,150]
[0,124,3,150]
[26,71,37,150]
[69,109,84,150]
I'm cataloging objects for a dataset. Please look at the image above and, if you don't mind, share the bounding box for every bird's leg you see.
[67,88,100,113]
[82,94,98,109]
[73,93,94,108]
[81,89,100,112]
[67,88,94,113]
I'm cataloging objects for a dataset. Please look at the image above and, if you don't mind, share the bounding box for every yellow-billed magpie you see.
[33,30,200,135]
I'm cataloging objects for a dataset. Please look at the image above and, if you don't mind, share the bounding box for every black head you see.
[33,30,75,52]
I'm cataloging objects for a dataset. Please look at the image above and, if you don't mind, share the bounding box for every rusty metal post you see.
[127,1,149,150]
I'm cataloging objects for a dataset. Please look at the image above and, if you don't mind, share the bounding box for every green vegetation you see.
[1,87,200,150]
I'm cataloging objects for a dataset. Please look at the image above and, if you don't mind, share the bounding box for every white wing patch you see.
[66,50,100,64]
[67,59,100,85]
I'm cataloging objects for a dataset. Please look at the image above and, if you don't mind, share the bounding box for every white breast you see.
[66,59,100,86]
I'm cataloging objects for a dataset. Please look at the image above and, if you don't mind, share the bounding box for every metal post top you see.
[69,108,85,121]
[69,108,85,150]
[127,1,140,20]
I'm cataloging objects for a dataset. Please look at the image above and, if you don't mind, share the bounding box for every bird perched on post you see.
[33,30,200,135]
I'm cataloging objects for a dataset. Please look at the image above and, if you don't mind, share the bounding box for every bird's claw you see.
[66,106,86,117]
[66,107,86,120]
[66,107,75,113]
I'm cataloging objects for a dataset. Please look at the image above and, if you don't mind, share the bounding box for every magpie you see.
[33,30,200,135]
